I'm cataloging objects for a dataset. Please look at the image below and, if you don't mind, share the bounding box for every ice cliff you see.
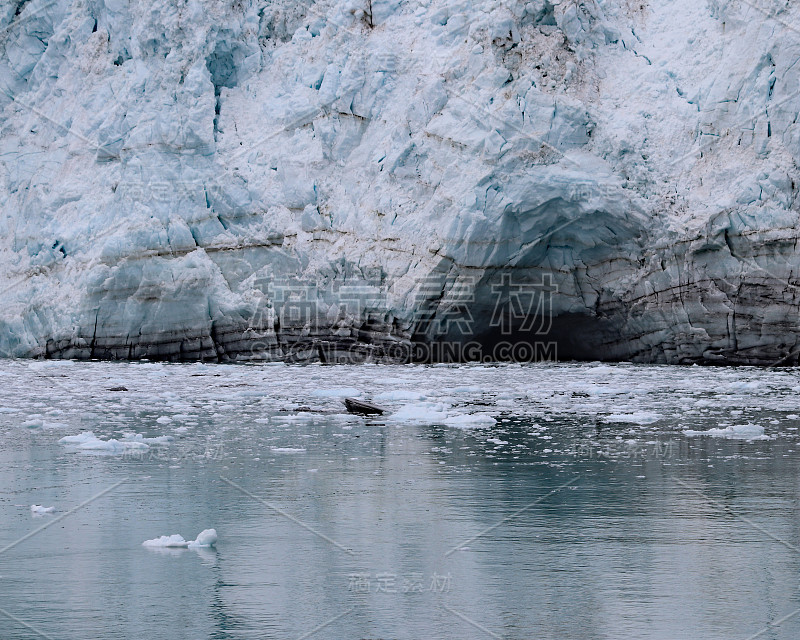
[2,0,800,364]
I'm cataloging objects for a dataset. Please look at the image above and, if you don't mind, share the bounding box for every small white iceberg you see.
[602,411,662,425]
[443,413,497,429]
[142,528,217,549]
[58,431,98,445]
[122,433,174,444]
[59,431,148,453]
[683,423,770,440]
[387,402,450,424]
[30,505,55,515]
[142,533,188,548]
[59,431,172,454]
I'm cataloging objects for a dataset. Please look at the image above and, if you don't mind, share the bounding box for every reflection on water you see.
[1,361,799,639]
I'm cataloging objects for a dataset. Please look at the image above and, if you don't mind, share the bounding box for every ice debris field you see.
[1,361,799,470]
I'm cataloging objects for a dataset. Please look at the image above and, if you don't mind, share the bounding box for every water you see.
[1,361,800,639]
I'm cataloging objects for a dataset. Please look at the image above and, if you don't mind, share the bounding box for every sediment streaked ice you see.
[1,1,800,364]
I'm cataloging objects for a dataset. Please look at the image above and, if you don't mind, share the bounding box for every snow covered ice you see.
[1,1,800,364]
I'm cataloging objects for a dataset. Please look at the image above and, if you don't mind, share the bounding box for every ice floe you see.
[58,431,173,454]
[603,412,662,425]
[30,505,55,515]
[444,413,497,429]
[683,424,770,440]
[388,403,450,424]
[388,402,496,429]
[142,529,217,548]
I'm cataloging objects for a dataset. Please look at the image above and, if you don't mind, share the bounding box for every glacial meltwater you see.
[2,361,800,640]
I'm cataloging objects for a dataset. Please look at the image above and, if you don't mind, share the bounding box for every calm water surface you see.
[1,361,800,639]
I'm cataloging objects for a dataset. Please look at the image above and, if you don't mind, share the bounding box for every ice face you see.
[1,1,800,364]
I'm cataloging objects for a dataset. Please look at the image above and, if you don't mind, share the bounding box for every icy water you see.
[2,362,800,640]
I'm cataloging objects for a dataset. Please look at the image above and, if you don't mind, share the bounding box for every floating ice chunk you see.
[58,431,151,453]
[683,424,770,440]
[76,438,149,453]
[603,412,662,425]
[444,413,497,429]
[142,534,189,548]
[271,414,315,423]
[388,402,449,424]
[374,390,426,401]
[143,529,217,548]
[727,381,763,391]
[588,365,616,375]
[188,529,218,548]
[312,387,362,398]
[122,433,174,444]
[30,505,55,515]
[58,431,98,444]
[23,416,68,429]
[156,416,173,424]
[270,447,307,453]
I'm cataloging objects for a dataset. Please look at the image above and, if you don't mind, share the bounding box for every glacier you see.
[1,0,800,364]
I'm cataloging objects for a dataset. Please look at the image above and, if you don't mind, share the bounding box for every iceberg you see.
[602,412,662,425]
[387,401,496,428]
[388,402,451,425]
[1,1,800,365]
[142,529,218,548]
[142,534,189,548]
[443,413,498,429]
[683,424,770,441]
[58,431,171,453]
[30,505,55,515]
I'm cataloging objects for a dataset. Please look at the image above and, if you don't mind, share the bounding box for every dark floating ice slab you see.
[343,398,386,416]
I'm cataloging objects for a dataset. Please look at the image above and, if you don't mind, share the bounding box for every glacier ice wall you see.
[1,0,800,364]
